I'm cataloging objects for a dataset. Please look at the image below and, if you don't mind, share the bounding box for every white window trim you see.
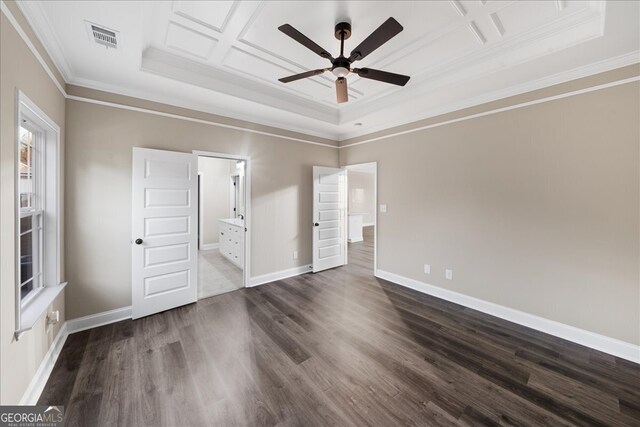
[15,91,66,340]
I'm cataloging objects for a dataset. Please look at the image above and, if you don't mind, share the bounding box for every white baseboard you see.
[66,306,132,334]
[20,306,133,405]
[248,265,312,287]
[376,269,640,363]
[199,243,219,251]
[19,323,69,405]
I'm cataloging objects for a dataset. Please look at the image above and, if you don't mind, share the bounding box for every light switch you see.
[379,204,387,213]
[445,269,453,280]
[424,264,431,274]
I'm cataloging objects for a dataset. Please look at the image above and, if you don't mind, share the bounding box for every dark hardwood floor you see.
[40,226,640,426]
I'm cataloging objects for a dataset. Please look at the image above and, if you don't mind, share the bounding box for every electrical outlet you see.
[445,269,453,280]
[424,264,431,274]
[293,250,298,260]
[379,204,387,213]
[46,310,60,325]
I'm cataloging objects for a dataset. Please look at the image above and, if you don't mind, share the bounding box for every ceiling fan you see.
[277,18,410,103]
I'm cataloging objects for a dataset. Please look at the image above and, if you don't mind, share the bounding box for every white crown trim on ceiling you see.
[3,0,639,149]
[1,0,337,148]
[1,1,66,96]
[339,75,640,148]
[337,48,640,141]
[65,94,338,148]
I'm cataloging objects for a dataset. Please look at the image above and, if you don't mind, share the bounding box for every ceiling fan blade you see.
[278,24,334,61]
[348,17,403,62]
[354,68,410,86]
[279,68,328,83]
[336,77,348,103]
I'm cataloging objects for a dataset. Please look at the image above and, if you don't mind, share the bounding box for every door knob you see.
[314,222,320,227]
[135,238,143,245]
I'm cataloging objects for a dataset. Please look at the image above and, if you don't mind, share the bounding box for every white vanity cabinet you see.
[219,219,244,268]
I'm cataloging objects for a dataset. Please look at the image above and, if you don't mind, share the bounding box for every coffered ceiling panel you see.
[498,1,564,35]
[16,1,639,140]
[171,0,237,33]
[165,21,218,59]
[349,26,480,94]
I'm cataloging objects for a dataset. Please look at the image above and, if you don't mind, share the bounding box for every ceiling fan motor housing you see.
[331,58,351,77]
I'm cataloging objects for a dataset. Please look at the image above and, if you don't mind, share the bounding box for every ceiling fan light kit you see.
[278,18,410,104]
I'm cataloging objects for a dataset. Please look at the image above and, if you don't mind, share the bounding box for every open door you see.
[132,147,198,319]
[312,166,347,272]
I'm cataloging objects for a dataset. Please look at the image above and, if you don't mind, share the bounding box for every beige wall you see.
[0,6,66,404]
[340,80,640,345]
[348,171,376,226]
[2,3,638,408]
[65,99,338,319]
[198,157,233,246]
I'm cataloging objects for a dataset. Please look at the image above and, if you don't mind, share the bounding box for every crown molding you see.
[338,50,640,142]
[66,92,338,149]
[0,1,66,96]
[339,74,640,148]
[141,46,339,125]
[6,0,638,146]
[5,0,343,141]
[2,0,343,142]
[346,1,516,91]
[340,2,607,126]
[16,0,74,81]
[67,75,341,143]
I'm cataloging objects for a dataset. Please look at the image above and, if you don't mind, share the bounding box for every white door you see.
[132,148,198,319]
[312,166,347,272]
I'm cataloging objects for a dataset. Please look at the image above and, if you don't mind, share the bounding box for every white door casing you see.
[132,147,198,319]
[312,166,347,273]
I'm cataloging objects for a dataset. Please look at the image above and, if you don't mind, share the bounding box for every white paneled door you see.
[132,148,198,319]
[312,166,347,273]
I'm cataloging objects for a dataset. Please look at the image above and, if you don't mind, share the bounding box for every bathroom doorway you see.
[196,151,249,299]
[344,162,377,274]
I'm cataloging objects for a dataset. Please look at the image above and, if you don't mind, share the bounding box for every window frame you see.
[14,91,66,339]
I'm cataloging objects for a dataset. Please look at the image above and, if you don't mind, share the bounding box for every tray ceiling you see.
[17,1,640,140]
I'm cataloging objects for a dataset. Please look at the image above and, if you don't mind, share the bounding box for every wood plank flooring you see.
[40,226,640,426]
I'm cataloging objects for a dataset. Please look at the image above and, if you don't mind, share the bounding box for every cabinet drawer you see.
[218,220,244,267]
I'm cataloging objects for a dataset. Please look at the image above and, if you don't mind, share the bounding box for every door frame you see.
[343,162,378,273]
[193,150,251,292]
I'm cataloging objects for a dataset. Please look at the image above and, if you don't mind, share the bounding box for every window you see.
[15,91,65,339]
[19,125,44,303]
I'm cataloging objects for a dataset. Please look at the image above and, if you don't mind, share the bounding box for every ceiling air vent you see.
[85,21,119,49]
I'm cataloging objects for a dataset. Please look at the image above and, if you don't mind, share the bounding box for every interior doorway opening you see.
[197,153,249,299]
[344,162,377,274]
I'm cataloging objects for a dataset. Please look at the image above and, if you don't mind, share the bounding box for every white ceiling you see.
[18,1,640,140]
